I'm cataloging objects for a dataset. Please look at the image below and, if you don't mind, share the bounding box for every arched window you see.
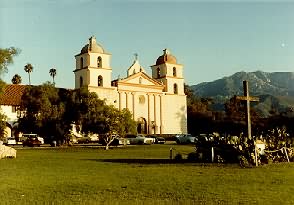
[80,57,84,69]
[173,83,178,94]
[80,76,83,88]
[156,67,160,78]
[98,75,103,86]
[97,56,102,68]
[173,67,177,77]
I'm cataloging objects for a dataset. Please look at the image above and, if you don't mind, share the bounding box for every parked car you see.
[154,136,165,144]
[175,134,196,144]
[99,135,130,146]
[147,135,165,144]
[4,137,16,146]
[37,137,44,144]
[23,136,42,147]
[126,134,155,145]
[20,134,38,143]
[77,134,99,144]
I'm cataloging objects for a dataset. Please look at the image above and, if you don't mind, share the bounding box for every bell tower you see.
[74,36,112,89]
[151,49,184,95]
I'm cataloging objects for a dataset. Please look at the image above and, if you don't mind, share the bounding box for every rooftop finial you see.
[89,36,96,51]
[163,48,170,55]
[134,53,138,61]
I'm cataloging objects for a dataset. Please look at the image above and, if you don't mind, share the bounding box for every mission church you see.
[74,36,187,135]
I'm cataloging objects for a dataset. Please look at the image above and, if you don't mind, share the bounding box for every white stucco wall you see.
[88,53,111,69]
[1,105,17,123]
[88,86,118,108]
[161,94,187,134]
[88,68,112,88]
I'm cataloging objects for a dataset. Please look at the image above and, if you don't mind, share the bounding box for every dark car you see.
[154,136,165,144]
[23,136,42,147]
[147,135,165,144]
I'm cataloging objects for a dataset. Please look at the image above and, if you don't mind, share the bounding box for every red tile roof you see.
[0,84,27,106]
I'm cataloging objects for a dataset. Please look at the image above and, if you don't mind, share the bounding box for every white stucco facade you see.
[0,105,19,138]
[74,36,187,135]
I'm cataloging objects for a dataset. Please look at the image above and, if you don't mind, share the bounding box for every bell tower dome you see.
[151,49,184,95]
[74,36,112,89]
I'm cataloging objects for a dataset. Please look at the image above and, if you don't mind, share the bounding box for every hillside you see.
[190,71,294,117]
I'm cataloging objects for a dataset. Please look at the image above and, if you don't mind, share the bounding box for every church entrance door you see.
[137,117,147,134]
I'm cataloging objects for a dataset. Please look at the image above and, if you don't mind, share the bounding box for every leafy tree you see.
[224,96,245,122]
[72,87,136,149]
[224,96,261,135]
[185,84,215,135]
[119,108,137,136]
[102,106,136,136]
[49,68,57,84]
[0,47,20,138]
[11,74,22,84]
[0,47,20,94]
[18,82,65,141]
[98,106,136,149]
[0,47,20,75]
[75,87,106,134]
[24,63,33,85]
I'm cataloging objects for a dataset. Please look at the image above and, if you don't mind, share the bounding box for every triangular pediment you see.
[117,72,164,91]
[119,72,161,86]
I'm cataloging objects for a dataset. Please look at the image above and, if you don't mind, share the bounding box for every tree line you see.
[185,85,294,138]
[17,83,137,144]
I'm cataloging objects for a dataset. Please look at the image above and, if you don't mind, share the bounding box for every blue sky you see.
[1,0,294,88]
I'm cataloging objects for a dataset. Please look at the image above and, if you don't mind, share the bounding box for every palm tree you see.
[24,63,33,85]
[11,74,22,84]
[49,68,57,84]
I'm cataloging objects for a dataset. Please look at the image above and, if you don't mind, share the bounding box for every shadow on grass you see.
[87,159,240,167]
[91,158,184,164]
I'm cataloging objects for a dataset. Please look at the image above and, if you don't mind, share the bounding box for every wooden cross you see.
[235,81,259,140]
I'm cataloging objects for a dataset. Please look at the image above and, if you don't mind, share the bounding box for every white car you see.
[4,137,16,145]
[37,137,44,144]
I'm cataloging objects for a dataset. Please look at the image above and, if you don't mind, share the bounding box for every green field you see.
[0,144,294,205]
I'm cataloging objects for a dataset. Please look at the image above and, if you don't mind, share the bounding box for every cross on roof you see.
[235,80,259,139]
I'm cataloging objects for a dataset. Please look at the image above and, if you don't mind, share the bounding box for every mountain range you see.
[190,71,294,117]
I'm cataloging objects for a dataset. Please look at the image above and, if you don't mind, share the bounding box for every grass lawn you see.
[0,144,294,205]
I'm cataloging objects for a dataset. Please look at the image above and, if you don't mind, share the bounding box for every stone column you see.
[132,92,135,120]
[126,92,129,110]
[118,92,122,111]
[159,94,163,134]
[153,94,157,134]
[147,94,151,134]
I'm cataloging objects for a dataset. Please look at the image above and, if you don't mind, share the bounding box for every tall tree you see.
[11,74,22,84]
[185,84,215,134]
[0,47,20,138]
[24,63,33,85]
[0,47,20,75]
[49,68,57,84]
